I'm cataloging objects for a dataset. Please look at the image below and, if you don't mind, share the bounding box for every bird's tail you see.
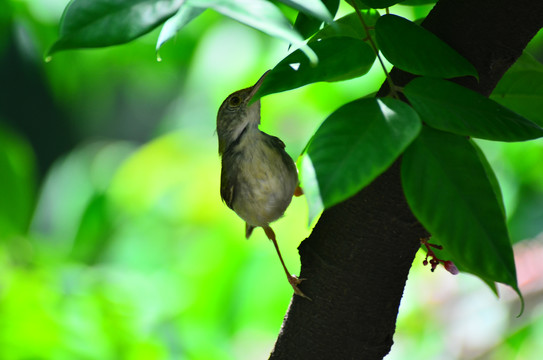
[245,223,256,239]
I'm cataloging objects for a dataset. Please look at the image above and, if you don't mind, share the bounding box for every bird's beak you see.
[248,70,270,103]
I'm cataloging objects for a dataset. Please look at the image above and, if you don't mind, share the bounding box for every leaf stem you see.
[347,2,398,98]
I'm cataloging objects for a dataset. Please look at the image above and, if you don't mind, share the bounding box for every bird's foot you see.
[287,274,311,300]
[294,185,304,197]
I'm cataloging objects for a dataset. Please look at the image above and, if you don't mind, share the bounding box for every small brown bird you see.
[217,71,308,298]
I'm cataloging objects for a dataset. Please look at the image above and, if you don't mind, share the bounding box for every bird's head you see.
[217,71,269,154]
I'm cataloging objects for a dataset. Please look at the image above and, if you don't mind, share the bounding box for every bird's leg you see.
[294,185,303,197]
[263,225,311,300]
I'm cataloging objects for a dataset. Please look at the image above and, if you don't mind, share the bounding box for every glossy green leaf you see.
[404,77,543,141]
[401,127,522,298]
[491,57,543,127]
[359,0,402,8]
[187,0,316,62]
[277,0,333,23]
[312,10,380,42]
[0,124,36,238]
[255,37,375,98]
[302,97,421,214]
[156,4,205,51]
[49,0,183,54]
[293,0,339,39]
[375,14,478,78]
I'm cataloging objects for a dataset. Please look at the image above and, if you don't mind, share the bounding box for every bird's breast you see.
[230,133,298,227]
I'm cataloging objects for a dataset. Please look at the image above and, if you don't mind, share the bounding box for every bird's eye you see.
[229,95,241,107]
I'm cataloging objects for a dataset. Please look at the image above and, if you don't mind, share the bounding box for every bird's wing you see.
[220,164,236,210]
[267,134,286,149]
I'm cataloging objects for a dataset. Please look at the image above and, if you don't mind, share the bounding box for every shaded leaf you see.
[401,0,437,5]
[0,124,36,238]
[312,9,380,43]
[359,0,403,8]
[302,97,421,217]
[375,14,477,78]
[293,0,339,39]
[156,4,205,51]
[404,77,543,141]
[255,37,375,98]
[277,0,333,23]
[401,127,522,300]
[49,0,183,54]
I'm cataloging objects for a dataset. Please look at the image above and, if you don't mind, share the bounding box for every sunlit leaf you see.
[300,155,324,224]
[404,77,543,141]
[293,0,340,39]
[255,37,375,98]
[187,0,317,62]
[401,127,522,301]
[49,0,183,54]
[491,53,543,127]
[302,97,421,217]
[375,14,478,78]
[473,142,505,218]
[156,4,206,52]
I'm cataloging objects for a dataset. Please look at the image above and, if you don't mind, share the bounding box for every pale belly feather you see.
[232,134,297,227]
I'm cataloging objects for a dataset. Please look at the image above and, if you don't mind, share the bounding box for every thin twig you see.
[347,1,398,98]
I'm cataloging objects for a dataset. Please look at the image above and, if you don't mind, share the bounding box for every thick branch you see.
[270,1,543,359]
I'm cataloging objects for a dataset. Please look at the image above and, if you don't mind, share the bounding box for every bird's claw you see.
[288,274,311,300]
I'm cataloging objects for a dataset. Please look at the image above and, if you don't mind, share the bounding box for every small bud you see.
[443,261,459,275]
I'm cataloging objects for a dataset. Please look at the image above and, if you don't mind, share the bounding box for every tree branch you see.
[270,0,543,359]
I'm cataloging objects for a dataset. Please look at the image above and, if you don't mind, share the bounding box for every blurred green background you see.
[1,1,543,359]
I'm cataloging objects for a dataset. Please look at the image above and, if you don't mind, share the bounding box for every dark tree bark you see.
[270,1,543,359]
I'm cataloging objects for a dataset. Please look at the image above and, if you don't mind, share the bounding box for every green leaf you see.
[302,98,421,216]
[404,77,543,141]
[49,0,183,55]
[156,4,205,52]
[255,37,375,98]
[375,14,478,78]
[505,51,543,72]
[293,0,339,39]
[70,194,113,264]
[187,0,316,63]
[358,0,403,8]
[0,123,36,238]
[277,0,333,23]
[401,127,522,298]
[491,65,543,127]
[473,142,506,218]
[312,10,380,42]
[299,155,324,224]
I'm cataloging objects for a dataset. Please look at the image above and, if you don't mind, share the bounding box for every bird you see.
[216,70,308,299]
